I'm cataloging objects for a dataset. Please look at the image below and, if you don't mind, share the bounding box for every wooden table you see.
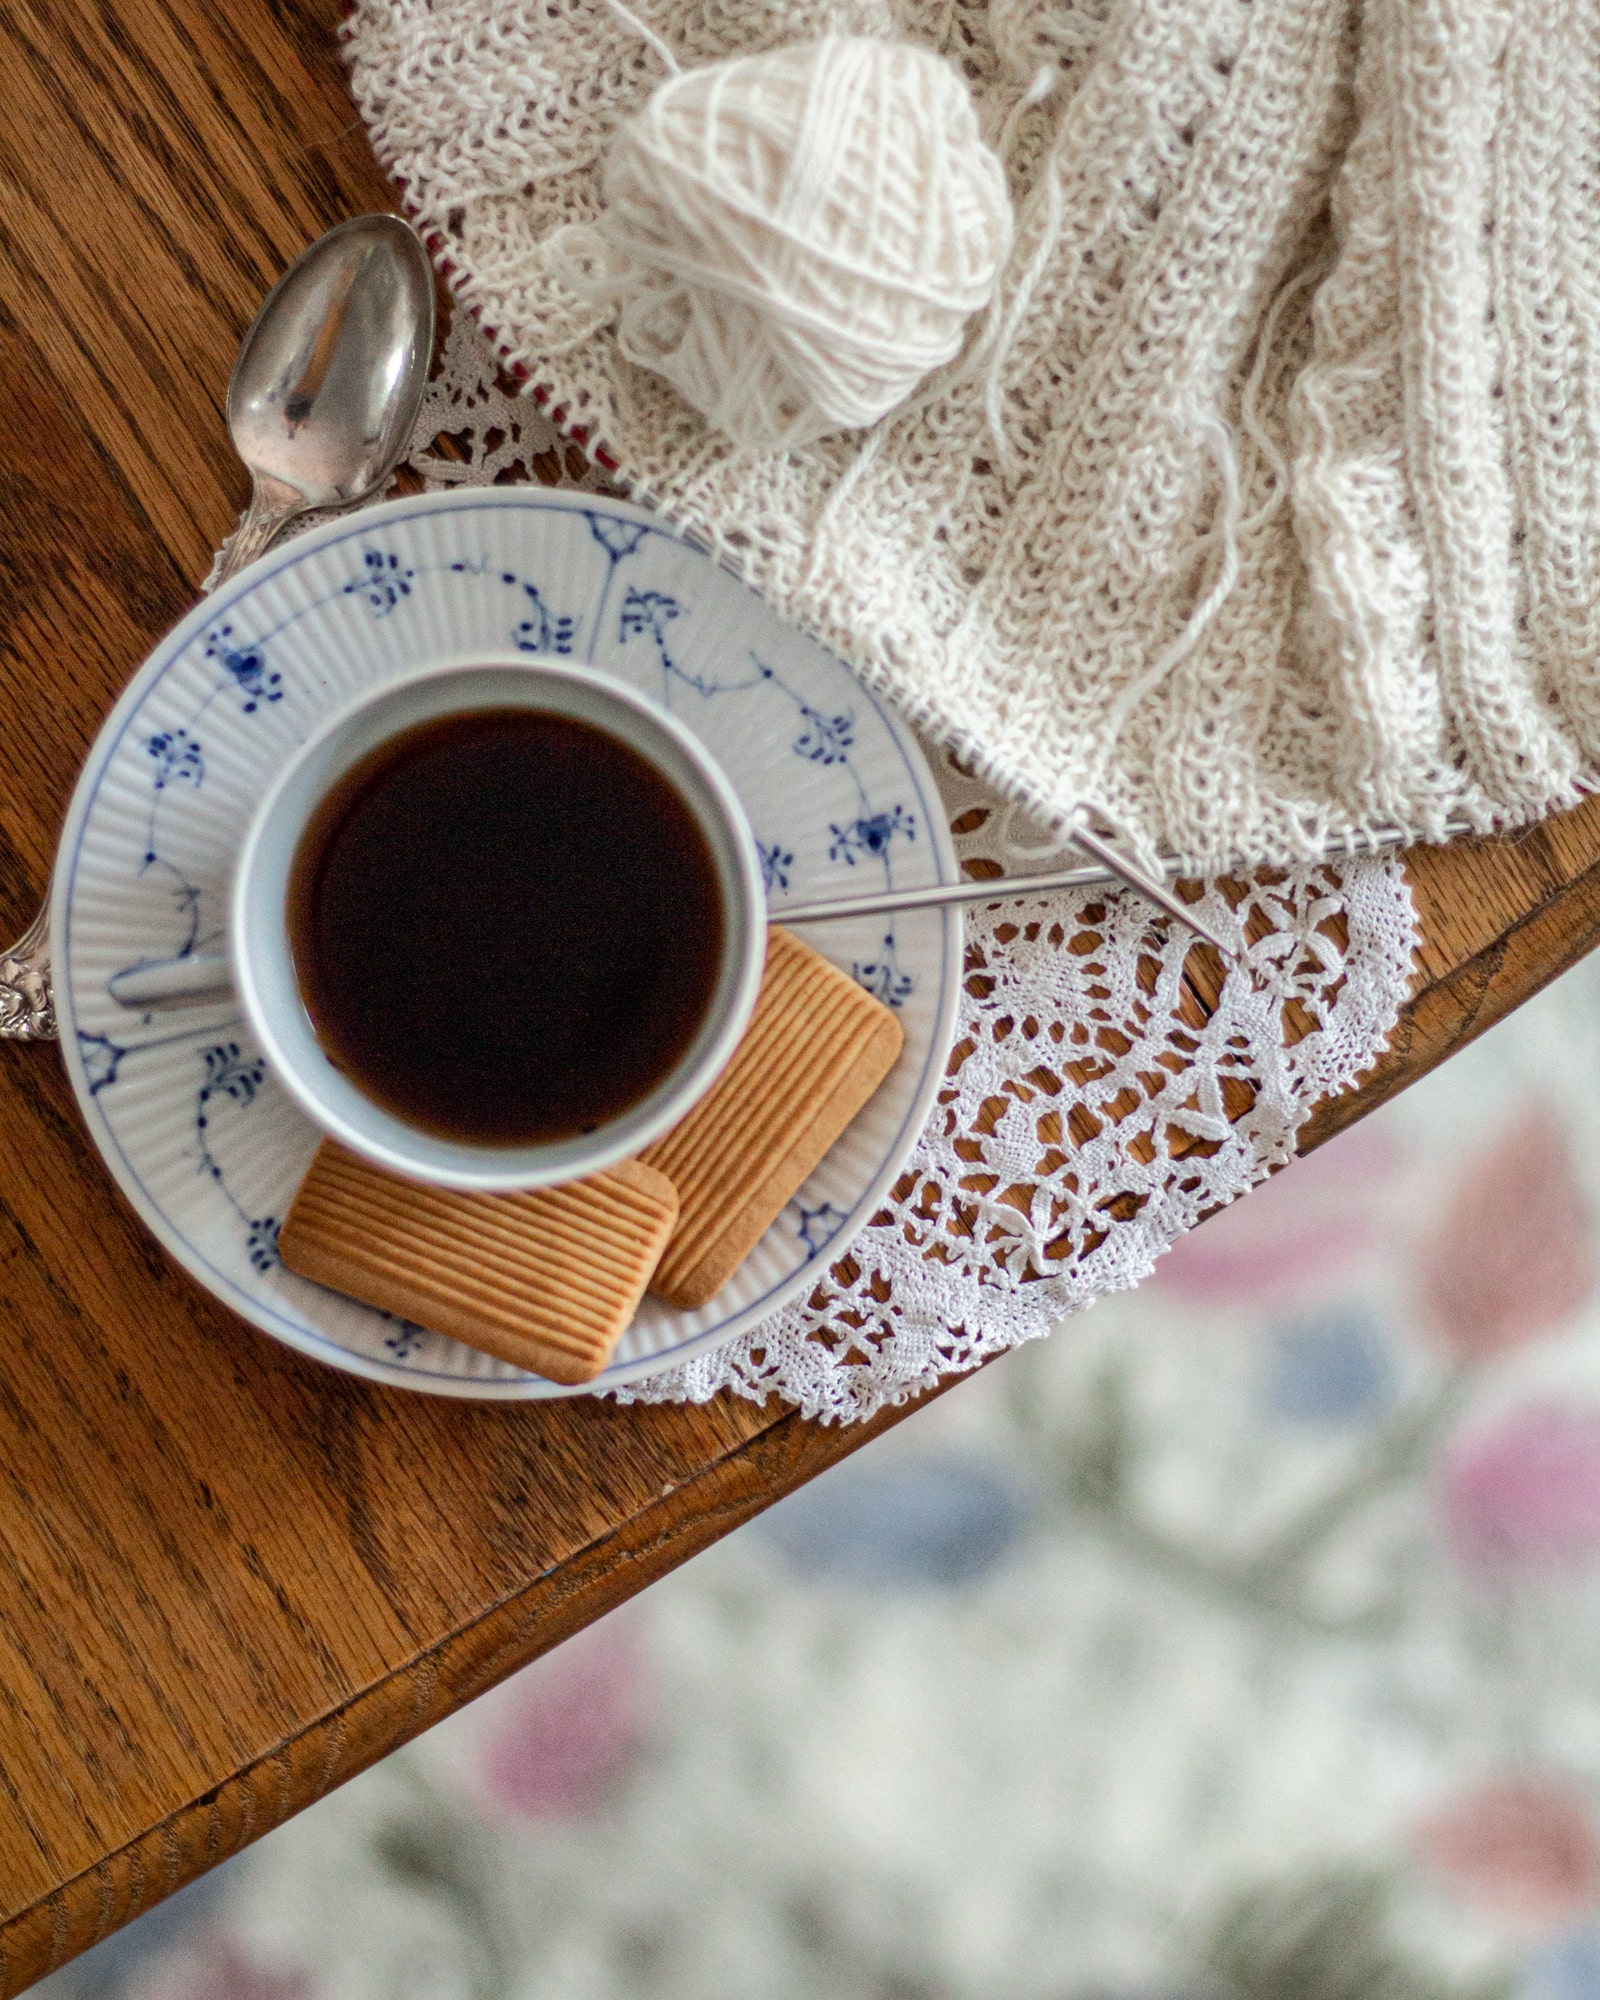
[3,1,1600,1989]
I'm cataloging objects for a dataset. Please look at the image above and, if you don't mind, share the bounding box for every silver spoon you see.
[0,214,437,1041]
[222,213,436,572]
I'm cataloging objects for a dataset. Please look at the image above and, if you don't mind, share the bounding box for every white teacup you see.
[231,655,767,1192]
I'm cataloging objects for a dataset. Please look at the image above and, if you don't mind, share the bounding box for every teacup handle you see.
[109,953,235,1010]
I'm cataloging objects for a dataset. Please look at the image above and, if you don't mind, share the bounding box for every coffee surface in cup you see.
[287,708,725,1146]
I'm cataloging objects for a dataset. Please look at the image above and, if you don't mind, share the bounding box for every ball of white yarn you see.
[595,35,1013,452]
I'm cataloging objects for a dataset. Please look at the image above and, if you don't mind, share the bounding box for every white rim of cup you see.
[231,653,768,1192]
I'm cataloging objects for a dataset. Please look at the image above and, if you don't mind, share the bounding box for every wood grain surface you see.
[3,1,1600,1991]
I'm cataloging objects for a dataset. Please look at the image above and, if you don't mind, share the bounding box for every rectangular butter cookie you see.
[278,1143,679,1384]
[640,925,903,1310]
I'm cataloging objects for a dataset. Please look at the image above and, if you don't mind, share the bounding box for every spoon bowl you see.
[227,214,435,523]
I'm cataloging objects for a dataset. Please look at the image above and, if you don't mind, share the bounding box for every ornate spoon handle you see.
[0,905,54,1041]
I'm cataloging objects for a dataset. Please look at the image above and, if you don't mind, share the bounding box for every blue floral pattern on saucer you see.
[53,490,960,1400]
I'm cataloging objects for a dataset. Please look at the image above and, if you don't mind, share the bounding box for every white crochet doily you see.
[235,315,1418,1423]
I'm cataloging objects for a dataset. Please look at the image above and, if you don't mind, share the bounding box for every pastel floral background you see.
[36,946,1600,2000]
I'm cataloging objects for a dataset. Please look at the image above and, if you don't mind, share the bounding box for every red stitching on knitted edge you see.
[389,171,623,477]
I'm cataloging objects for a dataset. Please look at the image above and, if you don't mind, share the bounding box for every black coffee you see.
[287,708,725,1146]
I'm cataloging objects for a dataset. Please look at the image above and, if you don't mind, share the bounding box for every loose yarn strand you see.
[995,62,1061,163]
[1232,249,1333,541]
[1099,410,1244,754]
[976,88,1073,477]
[600,0,681,76]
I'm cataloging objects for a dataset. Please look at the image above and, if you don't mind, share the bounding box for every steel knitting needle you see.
[779,825,1239,963]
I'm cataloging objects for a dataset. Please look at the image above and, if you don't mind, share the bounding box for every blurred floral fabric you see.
[41,951,1600,2000]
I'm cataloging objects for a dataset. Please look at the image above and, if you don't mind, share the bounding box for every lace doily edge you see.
[610,858,1420,1423]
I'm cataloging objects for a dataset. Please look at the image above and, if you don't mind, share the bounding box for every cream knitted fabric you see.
[346,0,1600,871]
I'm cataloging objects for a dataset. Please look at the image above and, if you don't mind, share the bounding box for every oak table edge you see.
[1302,826,1600,1151]
[0,1379,951,1991]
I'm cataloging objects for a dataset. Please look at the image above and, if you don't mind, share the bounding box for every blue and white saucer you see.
[53,489,961,1397]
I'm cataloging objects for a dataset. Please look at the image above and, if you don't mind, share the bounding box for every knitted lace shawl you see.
[346,0,1600,872]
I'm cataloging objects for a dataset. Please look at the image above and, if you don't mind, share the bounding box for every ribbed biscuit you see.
[278,1144,678,1384]
[640,926,903,1309]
